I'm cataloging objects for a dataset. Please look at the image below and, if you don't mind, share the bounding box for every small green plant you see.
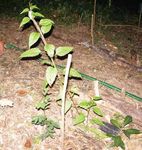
[72,95,142,150]
[106,113,142,150]
[32,115,60,140]
[19,3,81,140]
[19,3,141,149]
[73,96,104,125]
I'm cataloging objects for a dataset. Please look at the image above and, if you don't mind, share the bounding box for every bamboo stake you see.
[61,54,72,149]
[94,80,100,97]
[138,3,142,28]
[91,0,97,46]
[91,14,94,45]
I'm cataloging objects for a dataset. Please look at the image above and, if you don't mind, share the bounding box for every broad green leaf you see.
[90,118,105,126]
[32,115,47,126]
[46,66,57,86]
[65,100,72,114]
[44,44,55,58]
[123,115,132,126]
[20,48,41,58]
[39,19,54,26]
[19,17,30,27]
[112,113,124,127]
[20,8,29,14]
[32,12,44,18]
[56,46,73,57]
[79,100,96,110]
[110,119,121,128]
[123,129,141,138]
[69,68,82,78]
[63,68,82,79]
[111,136,125,150]
[93,106,103,117]
[30,5,40,10]
[73,113,85,125]
[41,25,53,34]
[29,32,40,48]
[92,96,102,101]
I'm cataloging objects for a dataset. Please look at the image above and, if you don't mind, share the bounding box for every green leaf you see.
[33,136,41,144]
[65,100,72,114]
[19,17,30,27]
[40,59,52,65]
[39,19,54,26]
[69,68,82,78]
[44,44,55,58]
[20,8,29,14]
[30,5,40,10]
[41,25,53,34]
[111,136,125,150]
[32,115,47,126]
[110,119,121,128]
[46,66,57,86]
[123,129,141,138]
[35,98,50,110]
[73,113,85,125]
[20,48,41,58]
[56,46,73,57]
[90,118,105,126]
[79,100,96,110]
[29,32,40,48]
[123,115,132,126]
[49,120,60,129]
[32,12,44,18]
[92,96,102,101]
[93,106,103,117]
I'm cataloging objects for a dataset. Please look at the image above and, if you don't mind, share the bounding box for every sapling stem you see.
[29,11,46,45]
[28,10,56,68]
[61,54,72,149]
[68,92,80,114]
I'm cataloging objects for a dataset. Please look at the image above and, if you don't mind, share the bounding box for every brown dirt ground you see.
[0,18,142,150]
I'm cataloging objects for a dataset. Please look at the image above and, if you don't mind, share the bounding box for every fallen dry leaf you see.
[24,139,32,148]
[16,89,28,96]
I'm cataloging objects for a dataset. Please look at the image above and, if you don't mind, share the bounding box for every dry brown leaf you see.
[16,89,28,96]
[24,139,32,148]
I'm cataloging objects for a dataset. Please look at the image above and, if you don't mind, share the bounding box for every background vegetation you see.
[0,0,141,25]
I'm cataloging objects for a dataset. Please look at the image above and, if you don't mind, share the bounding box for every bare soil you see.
[0,18,142,150]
